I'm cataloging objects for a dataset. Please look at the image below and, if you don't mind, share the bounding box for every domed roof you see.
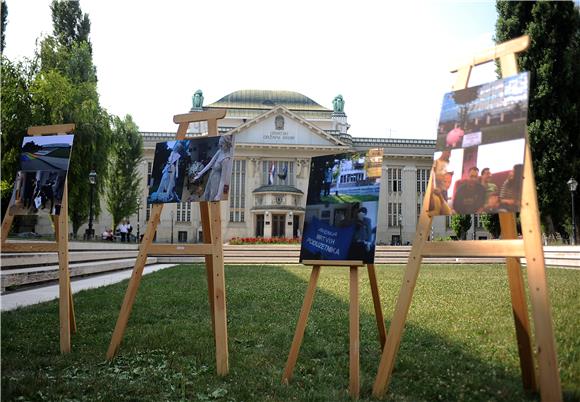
[206,89,331,112]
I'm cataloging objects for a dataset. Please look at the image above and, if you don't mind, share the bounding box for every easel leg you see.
[520,147,562,401]
[372,213,432,398]
[499,212,536,391]
[367,264,387,349]
[107,204,162,360]
[349,266,360,399]
[282,265,321,384]
[208,202,228,376]
[53,214,76,335]
[1,211,15,244]
[56,192,71,353]
[200,202,216,336]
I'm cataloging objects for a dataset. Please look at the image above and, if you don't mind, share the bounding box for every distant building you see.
[78,89,490,244]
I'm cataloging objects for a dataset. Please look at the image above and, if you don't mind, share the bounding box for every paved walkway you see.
[1,263,176,311]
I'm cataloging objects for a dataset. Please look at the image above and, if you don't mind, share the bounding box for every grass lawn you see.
[2,264,579,401]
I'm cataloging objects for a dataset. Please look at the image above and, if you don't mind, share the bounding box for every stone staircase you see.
[2,241,578,292]
[1,241,156,292]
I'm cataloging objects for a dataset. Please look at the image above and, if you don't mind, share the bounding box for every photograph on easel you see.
[6,134,74,216]
[299,149,383,263]
[429,72,529,216]
[8,170,68,216]
[147,134,235,204]
[19,134,74,172]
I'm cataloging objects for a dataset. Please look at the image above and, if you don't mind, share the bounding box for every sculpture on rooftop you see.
[332,94,345,113]
[192,90,204,110]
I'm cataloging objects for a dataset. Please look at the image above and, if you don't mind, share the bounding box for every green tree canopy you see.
[495,1,580,235]
[1,0,7,53]
[450,214,472,240]
[106,115,143,229]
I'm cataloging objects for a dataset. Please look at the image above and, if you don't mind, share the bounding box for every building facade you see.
[80,89,490,243]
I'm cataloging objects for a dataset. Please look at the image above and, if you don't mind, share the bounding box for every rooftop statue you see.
[192,90,204,109]
[333,94,345,113]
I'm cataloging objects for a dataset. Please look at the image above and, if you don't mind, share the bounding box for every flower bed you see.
[229,237,301,245]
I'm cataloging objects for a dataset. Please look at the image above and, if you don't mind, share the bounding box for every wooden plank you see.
[200,202,216,336]
[106,203,163,360]
[453,66,472,90]
[373,174,434,398]
[147,243,214,255]
[367,264,387,350]
[302,260,364,267]
[173,109,226,124]
[450,35,530,73]
[282,265,321,384]
[421,240,525,257]
[27,124,75,135]
[520,146,563,401]
[1,203,15,244]
[57,181,71,353]
[499,212,536,391]
[1,242,59,252]
[208,201,229,376]
[349,266,360,399]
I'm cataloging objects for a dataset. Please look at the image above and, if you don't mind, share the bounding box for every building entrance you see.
[272,214,285,237]
[256,214,264,237]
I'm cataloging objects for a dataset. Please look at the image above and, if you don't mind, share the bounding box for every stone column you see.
[401,165,417,244]
[264,211,272,238]
[285,212,294,238]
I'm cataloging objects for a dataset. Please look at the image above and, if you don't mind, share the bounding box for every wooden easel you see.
[282,260,387,399]
[372,35,562,401]
[106,110,230,376]
[1,123,76,353]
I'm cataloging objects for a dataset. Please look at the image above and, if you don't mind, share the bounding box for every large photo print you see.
[148,135,235,204]
[8,170,68,216]
[20,134,74,171]
[429,72,529,216]
[300,149,383,264]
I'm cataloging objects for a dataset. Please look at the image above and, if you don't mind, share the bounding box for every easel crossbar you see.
[1,243,59,252]
[422,240,525,257]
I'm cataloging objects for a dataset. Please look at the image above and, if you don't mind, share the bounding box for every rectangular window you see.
[147,161,153,187]
[176,202,191,222]
[178,231,187,243]
[146,205,151,221]
[388,168,402,193]
[263,160,295,186]
[230,159,246,222]
[388,202,402,227]
[416,168,430,194]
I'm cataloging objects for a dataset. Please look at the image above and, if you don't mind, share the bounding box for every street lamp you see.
[86,169,97,240]
[136,196,142,243]
[170,210,174,244]
[398,214,403,245]
[567,177,578,245]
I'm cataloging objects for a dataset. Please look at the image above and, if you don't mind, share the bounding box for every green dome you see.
[206,89,331,111]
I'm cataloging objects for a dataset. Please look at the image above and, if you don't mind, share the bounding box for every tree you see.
[106,115,143,228]
[480,213,501,239]
[450,214,472,240]
[33,0,112,236]
[0,57,37,219]
[1,0,7,53]
[495,1,580,235]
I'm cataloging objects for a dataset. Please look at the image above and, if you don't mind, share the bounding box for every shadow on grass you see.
[1,264,576,401]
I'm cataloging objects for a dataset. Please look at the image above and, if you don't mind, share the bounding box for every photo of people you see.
[8,170,67,215]
[300,149,382,264]
[19,134,74,172]
[148,134,235,204]
[429,72,529,216]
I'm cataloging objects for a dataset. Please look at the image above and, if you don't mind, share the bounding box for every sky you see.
[3,1,499,140]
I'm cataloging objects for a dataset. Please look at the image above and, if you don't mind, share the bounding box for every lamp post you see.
[567,177,578,245]
[86,169,97,240]
[136,196,141,243]
[398,214,403,245]
[170,210,174,244]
